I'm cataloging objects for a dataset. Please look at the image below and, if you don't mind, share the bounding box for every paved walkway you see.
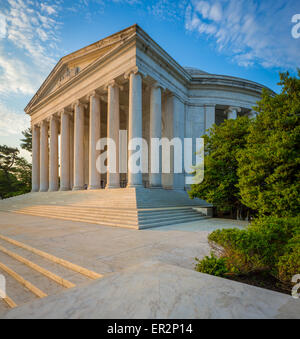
[0,212,248,276]
[0,212,298,319]
[2,261,300,319]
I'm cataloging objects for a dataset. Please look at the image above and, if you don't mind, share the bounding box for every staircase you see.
[0,189,212,229]
[0,233,102,313]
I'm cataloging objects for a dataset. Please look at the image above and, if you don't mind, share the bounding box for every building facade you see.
[26,25,266,193]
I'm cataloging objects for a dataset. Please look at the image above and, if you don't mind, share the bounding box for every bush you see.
[277,235,300,283]
[204,216,300,285]
[195,253,228,277]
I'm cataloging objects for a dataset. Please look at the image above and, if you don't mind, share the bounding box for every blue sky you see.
[0,0,299,159]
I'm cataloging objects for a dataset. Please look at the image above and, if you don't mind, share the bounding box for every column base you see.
[105,185,120,189]
[73,186,84,191]
[149,185,163,189]
[60,187,70,192]
[126,184,144,189]
[48,188,59,192]
[88,185,101,190]
[39,188,49,192]
[31,188,39,193]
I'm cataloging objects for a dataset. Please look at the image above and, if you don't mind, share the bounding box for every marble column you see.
[106,81,120,189]
[60,110,70,191]
[39,120,49,192]
[49,115,59,191]
[205,104,216,134]
[31,124,40,192]
[149,83,162,188]
[69,119,74,190]
[73,101,85,191]
[248,110,257,119]
[88,92,101,190]
[170,95,185,190]
[127,71,143,188]
[226,106,241,120]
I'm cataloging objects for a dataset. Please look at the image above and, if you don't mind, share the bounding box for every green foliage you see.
[237,71,300,217]
[191,72,300,286]
[277,235,300,283]
[189,117,252,218]
[195,253,228,277]
[0,145,19,171]
[20,128,32,154]
[190,71,300,221]
[207,216,300,284]
[0,145,31,199]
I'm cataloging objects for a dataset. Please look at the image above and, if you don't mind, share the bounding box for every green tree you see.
[20,128,32,154]
[189,117,253,219]
[0,145,19,172]
[237,71,300,217]
[0,145,31,199]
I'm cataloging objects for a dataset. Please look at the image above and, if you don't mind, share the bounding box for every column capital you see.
[105,80,124,91]
[124,66,147,80]
[40,119,49,127]
[50,113,60,121]
[147,81,166,92]
[164,91,184,104]
[59,108,72,117]
[226,106,241,113]
[88,90,101,100]
[204,103,216,108]
[72,100,87,110]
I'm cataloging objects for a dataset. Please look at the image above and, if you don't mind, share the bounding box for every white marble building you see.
[26,24,265,193]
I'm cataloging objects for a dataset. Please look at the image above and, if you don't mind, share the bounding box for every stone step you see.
[0,235,103,311]
[139,215,208,229]
[15,211,139,229]
[1,189,212,230]
[19,206,139,217]
[17,206,204,224]
[15,208,205,230]
[17,209,140,224]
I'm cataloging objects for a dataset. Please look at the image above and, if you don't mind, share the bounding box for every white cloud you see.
[0,0,61,98]
[0,52,40,95]
[0,102,30,137]
[185,0,300,70]
[0,14,7,38]
[41,3,57,15]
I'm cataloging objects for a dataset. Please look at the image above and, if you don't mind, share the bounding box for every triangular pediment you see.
[26,25,138,112]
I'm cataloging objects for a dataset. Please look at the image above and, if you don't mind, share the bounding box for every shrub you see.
[195,253,228,277]
[204,216,300,285]
[277,235,300,283]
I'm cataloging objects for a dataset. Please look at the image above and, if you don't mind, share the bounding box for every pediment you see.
[26,25,137,112]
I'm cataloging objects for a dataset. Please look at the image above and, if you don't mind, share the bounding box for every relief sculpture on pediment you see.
[56,66,81,89]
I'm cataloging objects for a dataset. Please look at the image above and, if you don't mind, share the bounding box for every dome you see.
[184,67,209,75]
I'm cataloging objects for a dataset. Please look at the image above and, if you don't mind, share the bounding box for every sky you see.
[0,0,299,161]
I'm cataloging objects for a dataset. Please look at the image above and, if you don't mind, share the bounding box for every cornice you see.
[25,24,273,116]
[135,25,191,84]
[188,74,269,95]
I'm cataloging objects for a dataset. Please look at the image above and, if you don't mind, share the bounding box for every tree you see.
[237,71,300,217]
[189,117,253,219]
[0,145,19,172]
[0,145,31,199]
[20,128,32,154]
